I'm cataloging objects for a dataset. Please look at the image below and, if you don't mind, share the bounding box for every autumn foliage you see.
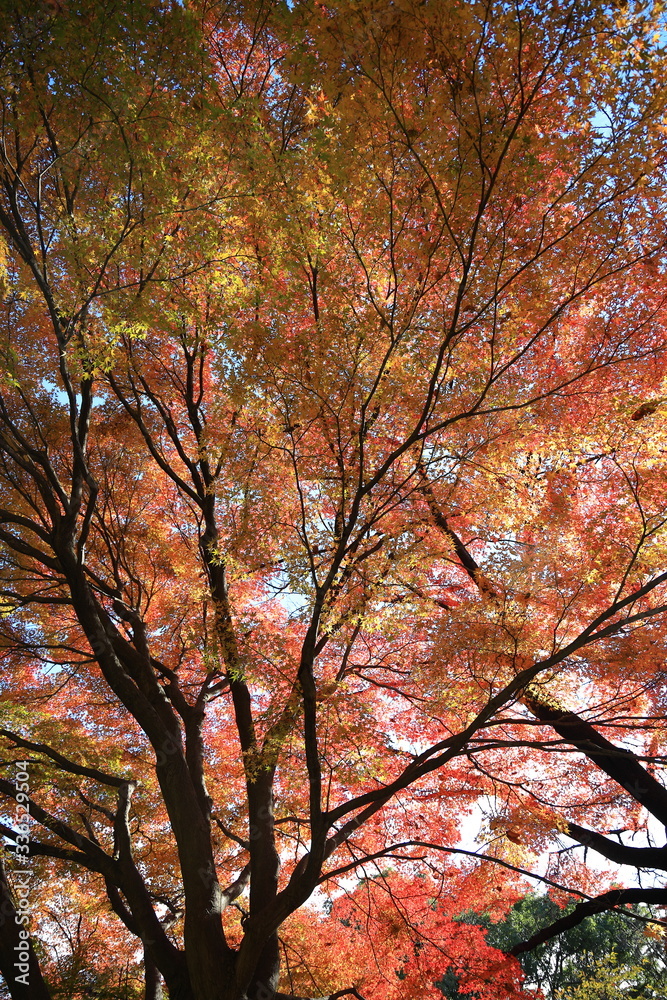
[1,1,667,998]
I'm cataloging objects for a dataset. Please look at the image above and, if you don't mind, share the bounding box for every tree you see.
[445,896,667,999]
[1,0,667,998]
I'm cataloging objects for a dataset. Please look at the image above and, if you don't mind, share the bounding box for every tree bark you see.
[144,953,164,1000]
[525,693,667,827]
[0,856,52,1000]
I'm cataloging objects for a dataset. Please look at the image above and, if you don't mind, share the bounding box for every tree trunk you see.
[0,857,52,1000]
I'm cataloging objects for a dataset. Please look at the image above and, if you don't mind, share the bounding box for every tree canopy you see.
[1,1,667,998]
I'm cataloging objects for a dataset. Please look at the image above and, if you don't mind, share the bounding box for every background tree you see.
[1,1,667,999]
[442,896,667,999]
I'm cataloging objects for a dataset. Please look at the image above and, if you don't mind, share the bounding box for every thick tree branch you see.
[565,821,667,869]
[511,888,667,955]
[0,776,115,873]
[0,728,126,787]
[525,693,667,827]
[112,781,190,991]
